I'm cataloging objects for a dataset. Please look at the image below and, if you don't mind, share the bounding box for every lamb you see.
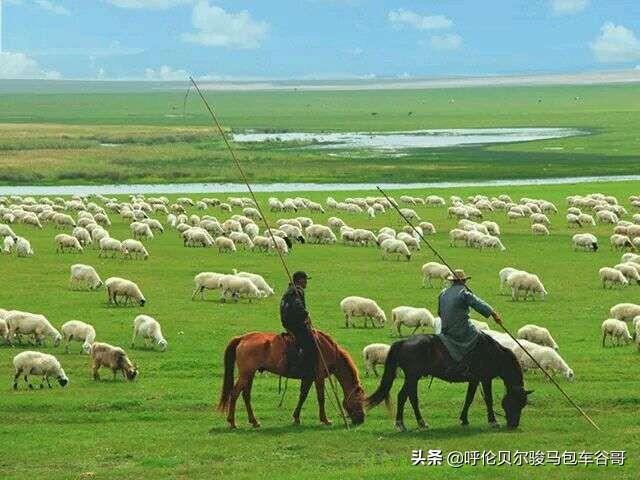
[16,237,34,257]
[601,318,632,347]
[609,303,640,322]
[69,264,103,290]
[90,342,138,381]
[306,224,337,244]
[572,233,598,252]
[12,351,68,390]
[362,343,390,377]
[99,237,127,258]
[599,267,629,289]
[105,277,146,306]
[422,262,450,287]
[614,263,640,285]
[232,269,274,297]
[5,311,62,346]
[61,320,96,353]
[506,271,547,301]
[132,315,167,351]
[340,296,386,328]
[380,238,411,261]
[391,306,437,336]
[55,234,84,254]
[192,272,226,300]
[531,223,549,236]
[219,275,262,302]
[517,324,559,350]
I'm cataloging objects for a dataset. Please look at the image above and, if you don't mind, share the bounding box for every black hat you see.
[292,271,310,282]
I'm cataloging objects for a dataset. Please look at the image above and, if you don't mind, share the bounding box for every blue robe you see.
[437,283,494,361]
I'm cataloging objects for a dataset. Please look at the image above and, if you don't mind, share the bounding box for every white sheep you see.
[449,228,468,247]
[122,239,149,260]
[99,237,127,258]
[16,237,34,257]
[0,223,17,239]
[515,343,574,381]
[531,223,549,236]
[55,234,84,254]
[105,277,146,306]
[422,262,450,287]
[229,231,254,250]
[362,343,390,377]
[306,224,337,244]
[268,236,289,255]
[192,272,226,300]
[396,232,420,251]
[232,269,274,297]
[391,306,437,336]
[609,303,640,322]
[599,267,629,289]
[572,233,598,252]
[183,227,214,248]
[132,315,167,351]
[601,318,632,347]
[614,263,640,285]
[506,271,547,301]
[69,264,103,290]
[480,235,506,251]
[219,275,262,302]
[72,227,92,246]
[517,324,558,350]
[12,351,68,389]
[380,238,411,261]
[3,235,15,254]
[340,296,386,328]
[5,311,62,346]
[61,320,96,353]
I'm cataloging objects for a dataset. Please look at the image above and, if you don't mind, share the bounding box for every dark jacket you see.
[280,284,308,331]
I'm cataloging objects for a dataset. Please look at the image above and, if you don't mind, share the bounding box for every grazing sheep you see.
[380,238,411,261]
[449,228,468,247]
[16,237,34,257]
[306,224,337,244]
[3,235,15,254]
[72,227,92,246]
[596,210,618,224]
[601,318,632,347]
[121,239,149,260]
[362,343,390,377]
[621,253,640,264]
[55,234,84,254]
[481,221,500,236]
[219,275,262,302]
[5,311,62,346]
[232,269,274,297]
[268,235,289,255]
[572,233,598,252]
[480,235,506,251]
[340,296,386,328]
[506,271,547,301]
[192,272,226,300]
[141,218,163,233]
[614,263,640,285]
[530,213,550,225]
[566,213,582,228]
[99,237,127,258]
[183,227,214,248]
[517,324,559,350]
[515,344,574,381]
[399,208,420,221]
[12,351,68,390]
[599,267,629,289]
[531,223,549,236]
[0,223,17,239]
[391,306,437,336]
[228,231,254,250]
[61,320,96,354]
[396,232,420,251]
[69,264,103,290]
[90,342,138,381]
[422,262,450,287]
[610,234,634,251]
[252,235,270,252]
[132,315,167,351]
[609,303,640,322]
[327,217,345,230]
[105,277,146,307]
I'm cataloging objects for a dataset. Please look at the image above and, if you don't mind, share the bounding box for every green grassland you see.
[1,181,639,479]
[0,83,638,185]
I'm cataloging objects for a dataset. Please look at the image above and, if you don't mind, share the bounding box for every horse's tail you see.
[217,336,242,413]
[365,341,401,409]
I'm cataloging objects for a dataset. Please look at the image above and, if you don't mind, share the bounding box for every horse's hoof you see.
[320,419,333,426]
[251,421,261,428]
[395,422,407,432]
[417,419,429,430]
[292,418,301,426]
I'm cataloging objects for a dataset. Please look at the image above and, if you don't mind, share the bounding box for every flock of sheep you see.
[1,189,639,397]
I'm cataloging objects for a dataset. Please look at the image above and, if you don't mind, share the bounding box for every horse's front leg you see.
[481,380,499,427]
[459,380,479,426]
[315,379,332,425]
[292,378,314,425]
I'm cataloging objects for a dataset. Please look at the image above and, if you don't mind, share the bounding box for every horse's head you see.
[501,386,533,429]
[343,383,365,426]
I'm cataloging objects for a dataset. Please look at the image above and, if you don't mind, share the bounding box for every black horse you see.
[366,333,532,430]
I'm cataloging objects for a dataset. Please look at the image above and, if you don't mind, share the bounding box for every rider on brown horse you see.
[280,271,317,379]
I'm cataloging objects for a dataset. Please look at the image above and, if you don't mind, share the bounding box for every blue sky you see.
[1,0,640,80]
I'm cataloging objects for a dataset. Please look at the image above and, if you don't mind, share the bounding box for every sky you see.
[1,0,640,81]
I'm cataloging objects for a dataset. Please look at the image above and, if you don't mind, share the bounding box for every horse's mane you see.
[493,338,524,386]
[314,330,363,391]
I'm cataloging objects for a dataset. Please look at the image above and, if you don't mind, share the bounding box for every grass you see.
[0,83,639,185]
[1,181,639,479]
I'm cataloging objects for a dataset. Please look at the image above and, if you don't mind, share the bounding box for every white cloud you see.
[34,0,70,15]
[550,0,588,15]
[591,22,640,63]
[388,9,452,30]
[346,47,363,56]
[144,65,189,81]
[105,0,194,9]
[0,52,62,79]
[430,33,462,51]
[181,1,269,49]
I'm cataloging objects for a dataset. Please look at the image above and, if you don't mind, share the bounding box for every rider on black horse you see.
[438,269,503,379]
[280,271,317,379]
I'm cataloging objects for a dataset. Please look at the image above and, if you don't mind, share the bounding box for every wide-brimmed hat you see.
[447,269,471,281]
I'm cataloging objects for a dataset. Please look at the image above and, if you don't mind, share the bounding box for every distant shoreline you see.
[0,69,639,93]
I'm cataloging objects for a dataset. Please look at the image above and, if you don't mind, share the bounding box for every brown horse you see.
[218,330,365,428]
